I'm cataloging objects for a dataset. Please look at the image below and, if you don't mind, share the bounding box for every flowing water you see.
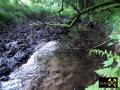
[1,41,59,90]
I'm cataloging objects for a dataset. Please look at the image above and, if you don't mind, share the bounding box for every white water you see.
[1,41,58,90]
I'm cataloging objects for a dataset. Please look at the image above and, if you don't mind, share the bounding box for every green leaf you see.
[103,58,113,67]
[107,42,114,46]
[95,67,113,77]
[117,62,120,67]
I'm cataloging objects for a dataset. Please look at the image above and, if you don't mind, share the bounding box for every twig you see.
[58,0,65,15]
[88,39,112,50]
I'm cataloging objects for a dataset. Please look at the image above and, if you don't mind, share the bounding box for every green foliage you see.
[0,4,15,27]
[29,4,59,17]
[104,8,120,40]
[89,10,112,23]
[60,8,75,17]
[86,49,120,90]
[0,0,75,28]
[86,7,120,90]
[0,1,30,27]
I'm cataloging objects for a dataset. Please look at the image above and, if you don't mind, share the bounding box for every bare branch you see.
[89,39,112,50]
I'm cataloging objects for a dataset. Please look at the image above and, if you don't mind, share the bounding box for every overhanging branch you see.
[34,1,120,29]
[67,1,120,28]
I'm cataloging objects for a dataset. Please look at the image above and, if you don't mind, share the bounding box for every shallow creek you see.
[1,41,59,90]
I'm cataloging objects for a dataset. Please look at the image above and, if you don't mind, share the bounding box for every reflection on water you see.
[1,41,58,90]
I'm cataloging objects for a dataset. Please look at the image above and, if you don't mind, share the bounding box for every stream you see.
[0,40,59,90]
[0,18,67,90]
[0,18,107,90]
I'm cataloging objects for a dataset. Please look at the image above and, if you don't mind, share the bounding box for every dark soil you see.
[0,18,67,81]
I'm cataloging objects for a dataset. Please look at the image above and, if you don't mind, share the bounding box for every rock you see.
[5,41,18,49]
[55,79,64,86]
[0,76,9,81]
[14,51,29,62]
[6,49,17,58]
[5,51,29,68]
[18,43,28,50]
[0,44,6,53]
[0,66,11,76]
[0,58,2,67]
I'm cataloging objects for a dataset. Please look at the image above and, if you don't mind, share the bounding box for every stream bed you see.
[0,19,65,90]
[0,18,107,90]
[1,41,59,90]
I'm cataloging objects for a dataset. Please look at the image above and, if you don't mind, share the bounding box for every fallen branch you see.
[96,3,120,12]
[33,1,120,29]
[44,23,69,28]
[56,1,119,27]
[67,1,119,28]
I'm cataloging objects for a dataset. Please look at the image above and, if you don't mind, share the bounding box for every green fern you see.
[89,49,113,58]
[103,58,113,67]
[95,67,113,77]
[95,67,120,77]
[86,49,120,90]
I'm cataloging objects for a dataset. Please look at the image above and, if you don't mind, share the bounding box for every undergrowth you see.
[0,1,75,28]
[85,9,120,90]
[86,49,120,90]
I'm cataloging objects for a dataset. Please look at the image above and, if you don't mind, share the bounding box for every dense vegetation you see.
[1,0,120,89]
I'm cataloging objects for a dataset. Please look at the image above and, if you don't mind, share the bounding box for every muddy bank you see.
[26,48,105,90]
[25,29,108,90]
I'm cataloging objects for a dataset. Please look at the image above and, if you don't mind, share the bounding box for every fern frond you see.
[117,62,120,67]
[103,58,113,67]
[89,49,108,57]
[118,77,120,88]
[95,67,112,77]
[95,67,119,77]
[87,48,120,90]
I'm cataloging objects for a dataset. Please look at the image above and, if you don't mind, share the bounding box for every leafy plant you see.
[86,49,120,90]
